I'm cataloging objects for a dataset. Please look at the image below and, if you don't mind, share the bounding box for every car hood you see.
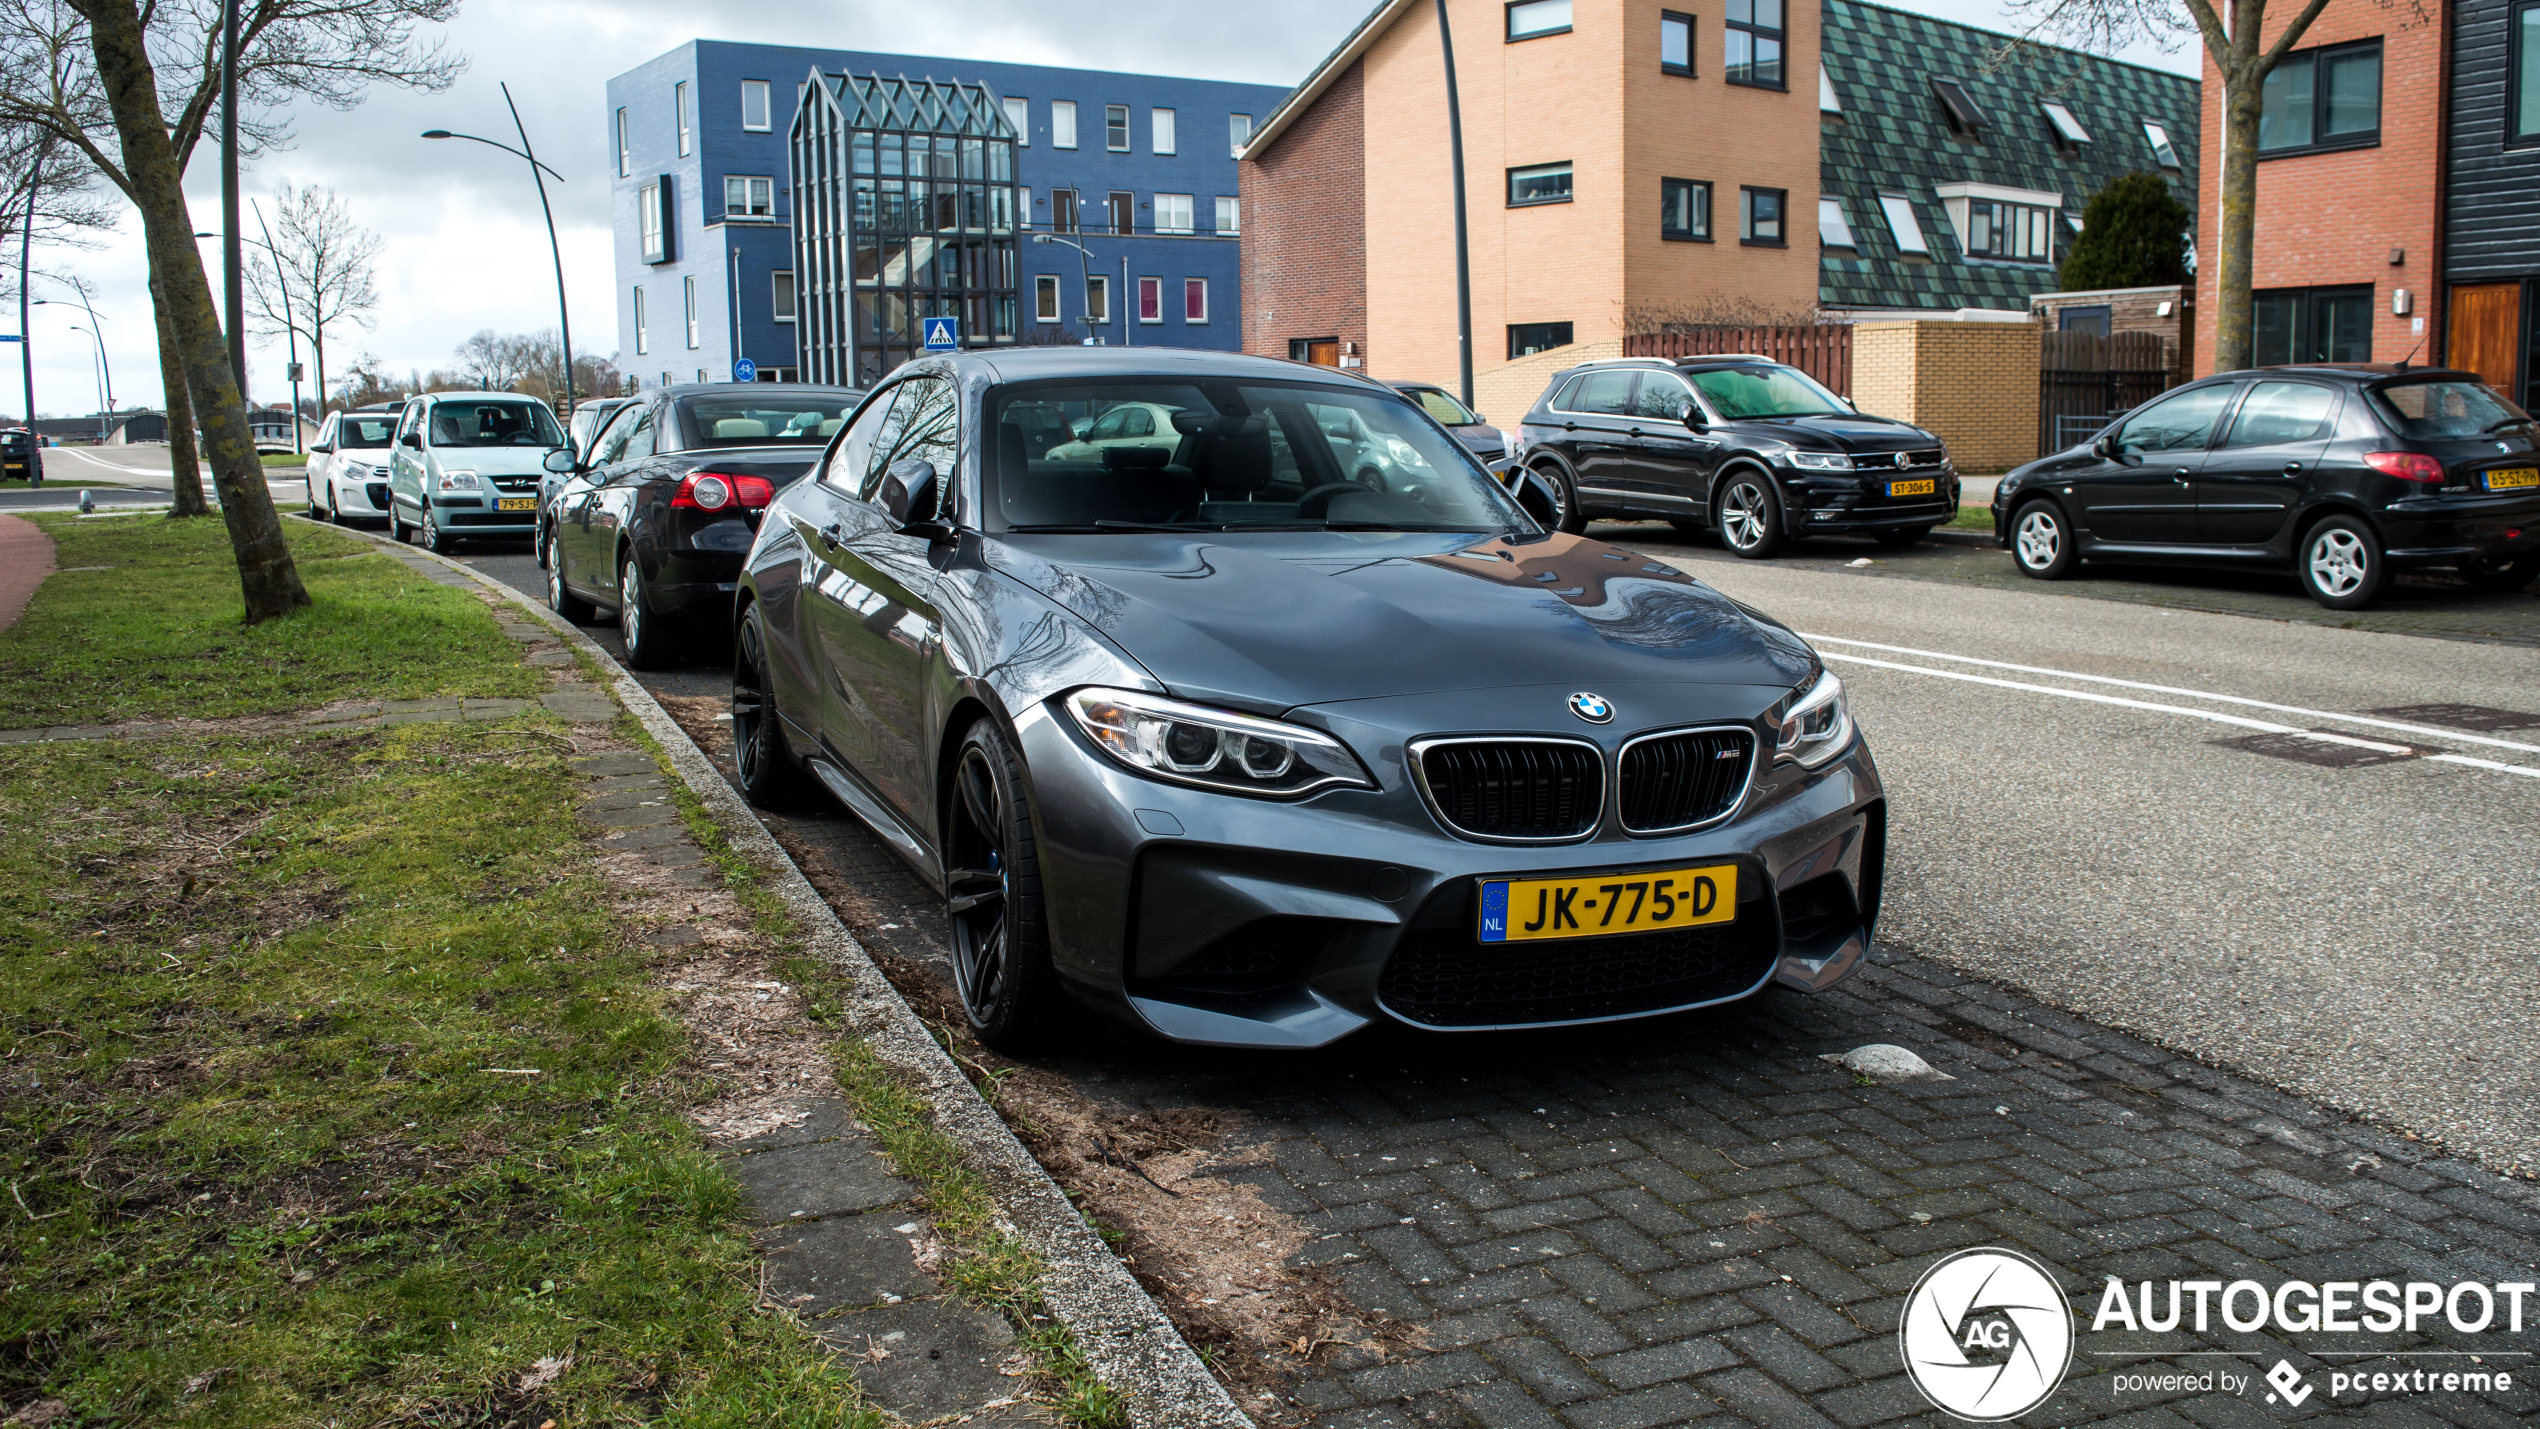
[1747,412,1940,454]
[983,529,1816,712]
[1450,424,1505,455]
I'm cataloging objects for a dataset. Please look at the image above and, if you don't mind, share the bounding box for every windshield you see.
[987,379,1530,534]
[338,415,397,448]
[428,400,564,448]
[2373,380,2532,440]
[677,393,862,449]
[1404,387,1481,425]
[1687,365,1850,419]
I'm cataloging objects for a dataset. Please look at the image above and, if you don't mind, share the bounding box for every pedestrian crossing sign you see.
[922,316,960,352]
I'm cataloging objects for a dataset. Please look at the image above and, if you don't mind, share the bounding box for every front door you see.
[561,403,653,599]
[2198,379,2338,546]
[2448,283,2522,398]
[2071,383,2232,544]
[1554,368,1641,502]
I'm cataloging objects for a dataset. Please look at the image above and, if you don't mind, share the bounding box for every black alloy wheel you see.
[1715,471,1786,558]
[617,556,675,670]
[731,604,799,808]
[2460,551,2540,593]
[944,720,1063,1053]
[547,548,596,624]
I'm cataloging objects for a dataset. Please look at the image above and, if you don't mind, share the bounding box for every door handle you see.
[1562,421,1578,431]
[1626,427,1643,437]
[2282,462,2303,474]
[2172,469,2192,485]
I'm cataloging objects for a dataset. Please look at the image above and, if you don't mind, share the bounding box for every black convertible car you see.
[731,349,1887,1051]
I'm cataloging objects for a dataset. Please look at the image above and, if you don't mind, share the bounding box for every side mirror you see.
[878,457,946,534]
[1682,409,1708,433]
[2091,433,2117,459]
[311,442,333,455]
[1069,418,1092,440]
[543,448,578,475]
[399,429,422,449]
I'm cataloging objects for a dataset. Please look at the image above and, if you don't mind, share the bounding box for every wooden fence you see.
[2037,330,2171,456]
[1624,326,1854,397]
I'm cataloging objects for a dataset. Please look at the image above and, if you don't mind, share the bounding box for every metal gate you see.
[2037,331,2170,456]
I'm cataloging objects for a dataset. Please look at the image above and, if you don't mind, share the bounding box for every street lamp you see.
[66,326,108,440]
[423,82,576,418]
[32,295,112,441]
[193,226,301,453]
[1032,232,1126,347]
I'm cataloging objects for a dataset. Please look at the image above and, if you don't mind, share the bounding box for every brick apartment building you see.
[2192,0,2444,374]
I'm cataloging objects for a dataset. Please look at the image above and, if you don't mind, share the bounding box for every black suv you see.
[1513,356,1957,556]
[1992,364,2540,609]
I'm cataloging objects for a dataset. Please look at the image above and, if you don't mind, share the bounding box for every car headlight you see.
[1769,669,1852,768]
[1785,451,1854,472]
[1065,687,1374,799]
[437,469,481,491]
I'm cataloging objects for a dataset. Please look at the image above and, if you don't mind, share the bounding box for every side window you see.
[2222,382,2338,447]
[2114,386,2234,456]
[591,405,645,466]
[870,376,957,507]
[1575,370,1640,416]
[614,408,658,466]
[1120,407,1154,438]
[1549,374,1589,411]
[824,387,900,496]
[1087,406,1129,442]
[395,404,421,446]
[1632,374,1695,420]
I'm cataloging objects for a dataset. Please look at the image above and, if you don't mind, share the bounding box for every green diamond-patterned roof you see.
[1819,0,2201,312]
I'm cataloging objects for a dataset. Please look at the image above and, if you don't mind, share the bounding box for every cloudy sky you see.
[11,0,2197,421]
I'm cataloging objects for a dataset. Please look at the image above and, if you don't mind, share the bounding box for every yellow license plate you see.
[1888,479,1936,498]
[2486,468,2538,491]
[1478,863,1737,944]
[495,497,538,512]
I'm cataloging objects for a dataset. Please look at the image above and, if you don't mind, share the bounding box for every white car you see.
[305,406,402,523]
[1040,400,1186,462]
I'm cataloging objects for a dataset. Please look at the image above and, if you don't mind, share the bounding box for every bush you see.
[2060,172,2192,291]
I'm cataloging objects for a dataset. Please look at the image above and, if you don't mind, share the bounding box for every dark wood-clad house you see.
[2446,0,2540,404]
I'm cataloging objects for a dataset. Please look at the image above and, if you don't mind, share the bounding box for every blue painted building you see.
[606,41,1286,388]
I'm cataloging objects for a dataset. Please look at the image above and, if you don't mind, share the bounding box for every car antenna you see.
[2394,338,2423,371]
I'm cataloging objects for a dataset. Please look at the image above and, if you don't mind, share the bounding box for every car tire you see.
[2298,514,2385,610]
[618,554,677,669]
[1873,525,1931,548]
[1524,463,1586,534]
[2010,500,2076,580]
[945,718,1066,1055]
[390,505,411,544]
[326,481,343,525]
[2459,551,2540,593]
[307,476,325,519]
[420,506,458,555]
[732,603,802,809]
[534,515,551,570]
[1715,471,1786,559]
[547,548,596,624]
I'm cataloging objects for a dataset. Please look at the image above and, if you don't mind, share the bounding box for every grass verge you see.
[0,516,540,726]
[260,454,307,468]
[1946,503,1993,531]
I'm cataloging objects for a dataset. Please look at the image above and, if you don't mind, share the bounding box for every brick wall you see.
[1852,320,2042,473]
[2192,1,2446,375]
[1241,60,1368,363]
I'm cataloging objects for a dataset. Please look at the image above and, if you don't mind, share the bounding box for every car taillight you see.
[671,471,777,510]
[2363,451,2446,483]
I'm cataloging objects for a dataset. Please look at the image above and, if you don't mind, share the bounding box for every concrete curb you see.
[301,520,1255,1429]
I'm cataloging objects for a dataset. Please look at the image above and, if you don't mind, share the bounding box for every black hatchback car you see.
[1514,356,1957,555]
[1993,364,2540,608]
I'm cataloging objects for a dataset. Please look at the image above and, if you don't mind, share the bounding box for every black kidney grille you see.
[1618,728,1754,833]
[1379,913,1777,1028]
[1418,741,1603,841]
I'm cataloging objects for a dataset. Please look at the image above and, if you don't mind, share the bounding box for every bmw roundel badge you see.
[1568,692,1614,724]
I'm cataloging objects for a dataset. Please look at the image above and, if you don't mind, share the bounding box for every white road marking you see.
[1804,633,2540,758]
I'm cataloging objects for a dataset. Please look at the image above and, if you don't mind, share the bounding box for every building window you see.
[1820,65,1842,114]
[1508,322,1574,358]
[1052,188,1080,233]
[742,79,771,132]
[724,175,773,218]
[1229,113,1252,156]
[1508,161,1573,206]
[1661,10,1695,74]
[1931,78,1990,135]
[2255,285,2374,364]
[2143,121,2181,168]
[1106,104,1131,151]
[772,270,796,323]
[1052,100,1077,149]
[638,178,673,264]
[1152,107,1176,154]
[1739,186,1786,244]
[1726,0,1784,88]
[1004,96,1029,144]
[1139,276,1163,324]
[634,286,648,354]
[1186,277,1209,323]
[1106,190,1134,235]
[2516,2,2540,145]
[2041,101,2091,147]
[1215,195,1241,234]
[2259,40,2382,155]
[1035,275,1062,323]
[1155,193,1194,234]
[1818,197,1857,248]
[675,80,691,156]
[1661,177,1711,240]
[1085,275,1110,326]
[683,276,699,349]
[1965,198,2053,261]
[1877,192,1928,254]
[616,107,630,177]
[1507,0,1572,41]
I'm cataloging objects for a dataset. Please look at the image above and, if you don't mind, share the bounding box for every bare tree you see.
[246,181,378,417]
[451,329,534,392]
[0,0,460,620]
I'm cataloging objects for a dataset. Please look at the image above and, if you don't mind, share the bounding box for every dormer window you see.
[1931,78,1989,135]
[2143,121,2181,168]
[2042,101,2091,147]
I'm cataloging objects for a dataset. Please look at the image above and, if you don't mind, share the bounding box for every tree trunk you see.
[311,331,328,417]
[78,0,306,622]
[2211,68,2263,376]
[148,271,210,517]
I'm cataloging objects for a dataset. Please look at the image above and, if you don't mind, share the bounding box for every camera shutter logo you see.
[1900,1247,2074,1421]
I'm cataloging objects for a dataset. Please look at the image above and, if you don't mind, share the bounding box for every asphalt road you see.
[2,444,310,512]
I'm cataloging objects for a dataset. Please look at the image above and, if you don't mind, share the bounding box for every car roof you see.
[968,344,1396,392]
[2204,363,2483,385]
[653,383,864,398]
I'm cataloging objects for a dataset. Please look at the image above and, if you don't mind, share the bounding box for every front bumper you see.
[1010,686,1885,1049]
[431,489,540,533]
[1787,471,1958,535]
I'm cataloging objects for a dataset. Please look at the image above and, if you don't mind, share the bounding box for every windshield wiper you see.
[2483,416,2534,434]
